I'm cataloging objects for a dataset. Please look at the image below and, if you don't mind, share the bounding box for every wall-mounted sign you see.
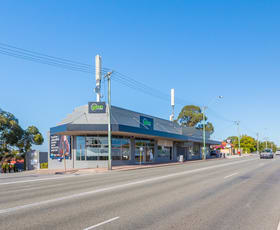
[50,135,71,159]
[140,116,154,130]
[88,102,106,113]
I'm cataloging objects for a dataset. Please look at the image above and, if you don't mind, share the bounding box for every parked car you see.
[260,149,274,159]
[275,150,280,156]
[209,150,221,158]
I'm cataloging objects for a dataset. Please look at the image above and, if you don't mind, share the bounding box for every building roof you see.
[50,104,221,145]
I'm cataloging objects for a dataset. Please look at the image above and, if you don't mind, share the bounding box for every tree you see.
[176,105,214,134]
[197,122,215,134]
[0,109,44,162]
[240,135,256,153]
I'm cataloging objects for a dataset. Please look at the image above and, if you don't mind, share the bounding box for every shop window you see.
[193,143,201,156]
[158,146,172,160]
[76,136,86,160]
[79,135,130,161]
[112,137,130,160]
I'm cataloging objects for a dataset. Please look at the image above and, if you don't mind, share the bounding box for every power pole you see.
[235,121,241,155]
[105,71,113,170]
[202,106,206,160]
[256,132,259,154]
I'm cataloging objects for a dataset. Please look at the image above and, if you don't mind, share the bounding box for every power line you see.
[0,42,92,68]
[0,49,92,74]
[0,42,236,125]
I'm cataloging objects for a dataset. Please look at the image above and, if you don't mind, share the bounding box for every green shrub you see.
[40,162,48,169]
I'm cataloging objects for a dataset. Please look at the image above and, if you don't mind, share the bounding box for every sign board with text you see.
[50,135,71,160]
[140,116,154,130]
[88,102,106,113]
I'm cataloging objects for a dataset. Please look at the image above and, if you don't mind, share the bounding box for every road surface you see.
[1,155,280,230]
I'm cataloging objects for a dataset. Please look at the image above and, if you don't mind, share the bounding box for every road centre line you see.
[84,217,120,230]
[224,172,239,179]
[0,158,256,215]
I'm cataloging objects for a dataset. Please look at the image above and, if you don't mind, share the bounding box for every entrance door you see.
[135,139,155,163]
[145,146,154,162]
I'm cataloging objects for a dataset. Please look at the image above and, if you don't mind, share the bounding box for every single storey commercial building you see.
[48,102,220,169]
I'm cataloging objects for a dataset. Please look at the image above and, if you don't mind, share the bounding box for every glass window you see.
[112,136,130,160]
[86,146,99,160]
[85,136,108,161]
[78,135,130,161]
[158,146,172,160]
[76,136,86,160]
[193,143,201,156]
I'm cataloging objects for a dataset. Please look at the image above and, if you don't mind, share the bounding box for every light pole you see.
[202,96,223,160]
[105,71,113,170]
[234,121,241,155]
[256,132,259,154]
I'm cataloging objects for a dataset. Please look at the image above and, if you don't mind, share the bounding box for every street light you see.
[105,71,113,170]
[202,96,223,160]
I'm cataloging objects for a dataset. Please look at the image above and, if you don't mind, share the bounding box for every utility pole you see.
[256,132,259,154]
[105,71,113,170]
[202,106,206,160]
[201,96,223,160]
[235,121,241,155]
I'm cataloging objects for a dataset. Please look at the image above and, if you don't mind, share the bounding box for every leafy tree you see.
[176,105,214,133]
[225,135,278,153]
[196,122,215,134]
[0,109,44,162]
[240,135,256,153]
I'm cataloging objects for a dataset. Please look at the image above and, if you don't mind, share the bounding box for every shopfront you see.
[48,103,220,169]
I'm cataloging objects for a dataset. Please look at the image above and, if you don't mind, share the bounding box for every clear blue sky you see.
[1,0,279,151]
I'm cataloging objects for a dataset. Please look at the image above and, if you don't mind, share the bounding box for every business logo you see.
[143,118,152,126]
[140,116,154,130]
[91,103,104,111]
[88,102,106,113]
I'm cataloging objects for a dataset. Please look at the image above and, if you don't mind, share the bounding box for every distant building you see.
[26,150,48,170]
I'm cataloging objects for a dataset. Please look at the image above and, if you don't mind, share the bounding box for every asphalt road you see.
[1,155,280,230]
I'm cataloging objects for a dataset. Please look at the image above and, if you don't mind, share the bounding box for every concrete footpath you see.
[33,153,255,175]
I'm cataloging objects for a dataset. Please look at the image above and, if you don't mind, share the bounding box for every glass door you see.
[135,139,155,163]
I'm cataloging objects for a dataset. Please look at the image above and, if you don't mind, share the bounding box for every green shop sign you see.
[140,116,154,130]
[88,102,106,113]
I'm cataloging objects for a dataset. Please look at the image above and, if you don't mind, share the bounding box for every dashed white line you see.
[84,217,120,230]
[277,220,280,230]
[224,172,239,179]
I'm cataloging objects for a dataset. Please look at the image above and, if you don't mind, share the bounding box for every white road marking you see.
[277,220,280,230]
[84,217,120,230]
[0,174,91,186]
[0,158,256,215]
[224,172,239,179]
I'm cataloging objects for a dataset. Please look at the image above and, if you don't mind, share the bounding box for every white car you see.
[260,149,274,159]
